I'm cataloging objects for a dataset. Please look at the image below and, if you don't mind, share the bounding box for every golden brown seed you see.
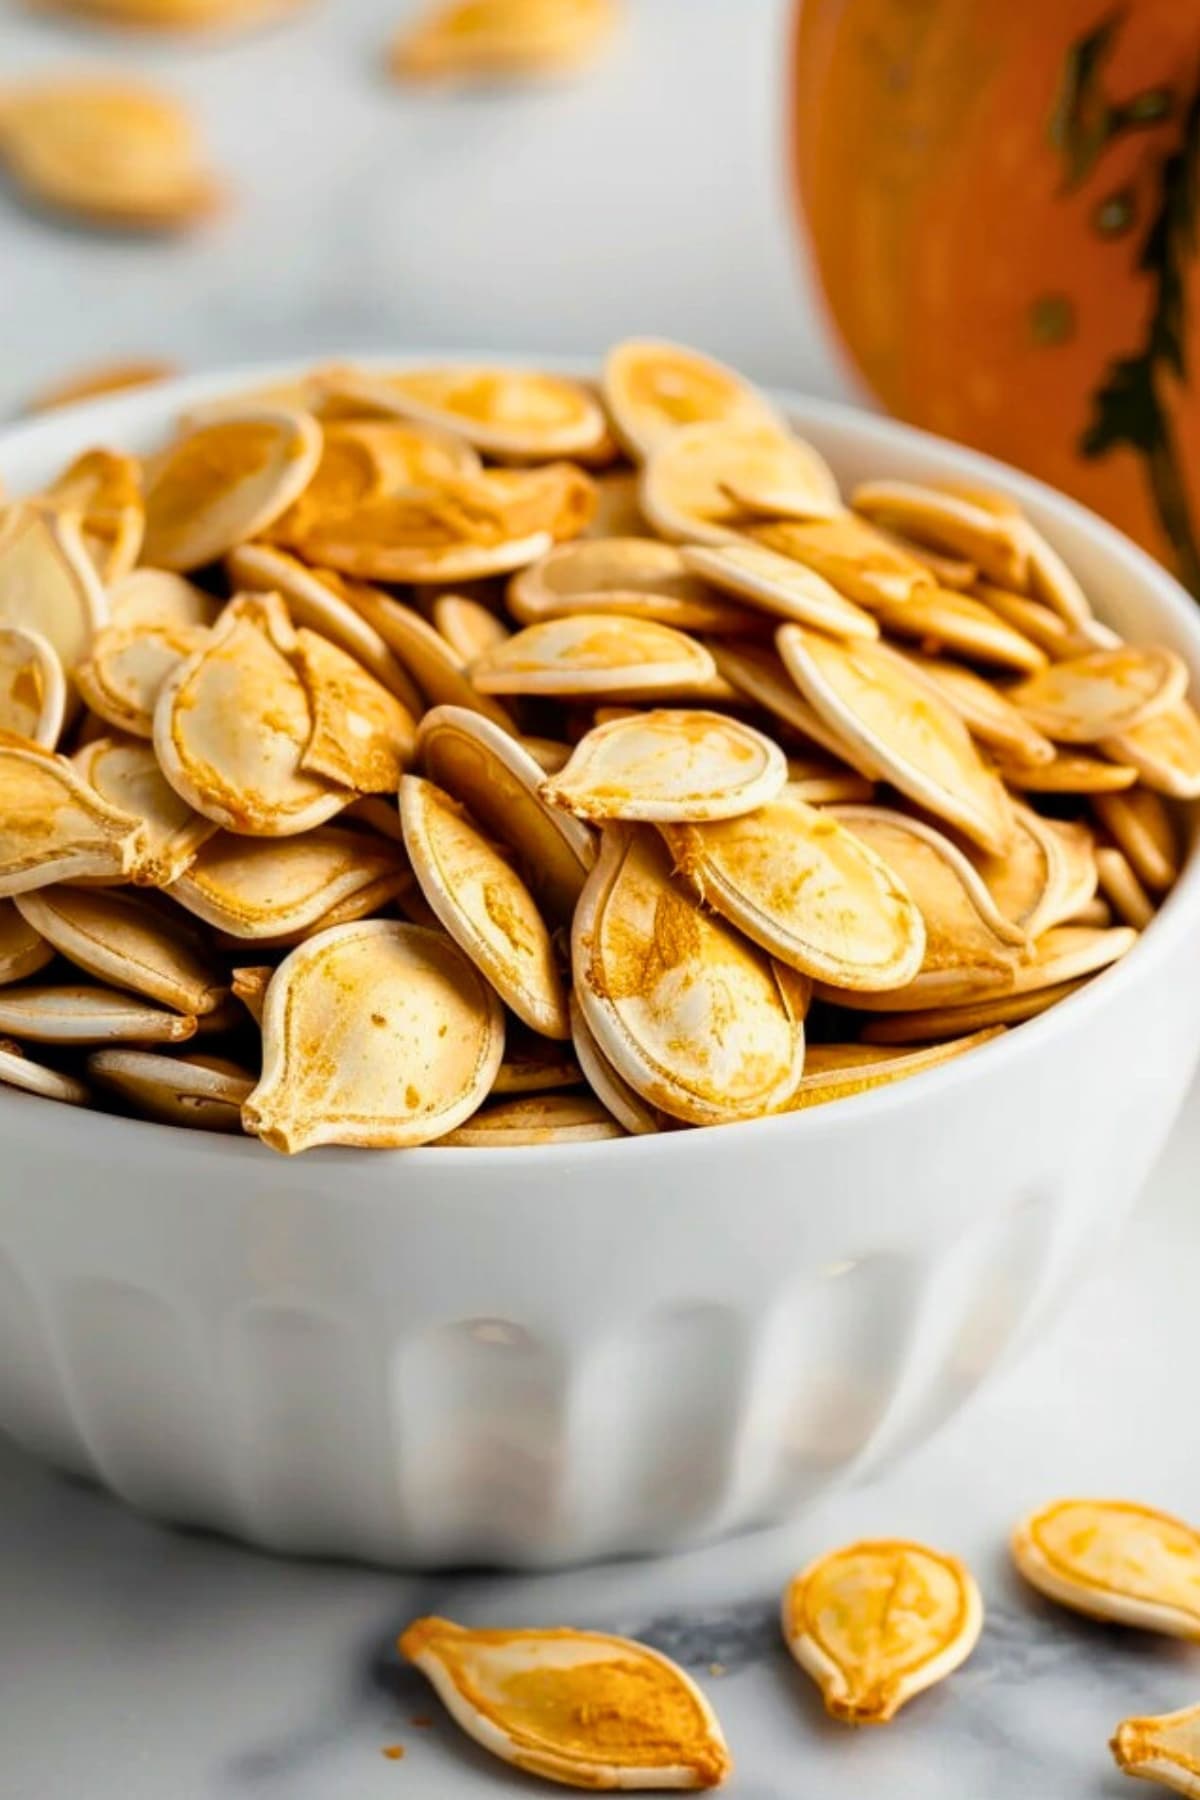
[894,648,1056,765]
[973,580,1091,658]
[572,826,808,1126]
[226,544,425,717]
[814,807,1025,1015]
[1112,1704,1200,1795]
[289,464,591,585]
[88,1048,253,1133]
[782,1539,983,1724]
[994,747,1140,795]
[317,365,607,460]
[604,337,782,459]
[0,982,197,1045]
[1092,787,1179,892]
[107,567,219,632]
[74,735,217,888]
[244,920,505,1153]
[0,625,65,748]
[871,586,1047,673]
[0,741,142,896]
[13,885,227,1014]
[438,1092,624,1146]
[662,791,927,990]
[0,1036,90,1106]
[433,593,511,661]
[1095,845,1155,930]
[389,0,618,84]
[641,419,839,545]
[778,626,1013,854]
[75,619,209,740]
[961,803,1068,940]
[153,598,348,836]
[40,448,145,584]
[1009,647,1188,744]
[0,899,53,986]
[510,537,754,634]
[418,704,594,920]
[1101,702,1200,799]
[859,979,1086,1044]
[710,639,879,770]
[785,1029,1005,1112]
[750,513,934,610]
[1013,1498,1200,1639]
[400,774,569,1040]
[399,1615,732,1788]
[0,503,107,679]
[168,825,406,941]
[265,418,481,547]
[0,77,222,232]
[29,0,307,33]
[349,584,516,729]
[141,411,323,571]
[681,542,878,640]
[470,613,717,699]
[25,357,176,416]
[292,627,417,793]
[542,708,787,823]
[853,479,1029,588]
[568,989,664,1134]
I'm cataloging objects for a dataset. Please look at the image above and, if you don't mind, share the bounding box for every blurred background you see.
[0,1,845,415]
[4,0,1198,588]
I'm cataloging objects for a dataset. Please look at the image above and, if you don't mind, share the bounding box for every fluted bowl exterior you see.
[2,362,1199,1569]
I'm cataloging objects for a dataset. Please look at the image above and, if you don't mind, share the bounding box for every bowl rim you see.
[3,350,1200,1173]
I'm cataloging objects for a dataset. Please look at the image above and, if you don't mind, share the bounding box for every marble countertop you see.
[4,1,1200,1793]
[4,1070,1200,1799]
[0,0,843,418]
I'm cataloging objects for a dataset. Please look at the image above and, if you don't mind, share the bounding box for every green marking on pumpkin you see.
[1049,12,1176,191]
[1093,189,1137,237]
[1050,13,1200,593]
[1125,88,1174,126]
[1030,294,1077,347]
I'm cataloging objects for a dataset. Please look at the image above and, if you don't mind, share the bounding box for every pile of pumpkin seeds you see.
[0,340,1194,1152]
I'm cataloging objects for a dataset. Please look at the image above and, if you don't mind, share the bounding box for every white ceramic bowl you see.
[3,361,1200,1570]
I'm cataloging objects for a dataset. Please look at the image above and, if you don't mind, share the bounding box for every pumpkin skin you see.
[793,0,1200,591]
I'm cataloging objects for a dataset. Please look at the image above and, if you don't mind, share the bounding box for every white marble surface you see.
[0,0,847,418]
[3,1,1200,1794]
[2,1069,1200,1800]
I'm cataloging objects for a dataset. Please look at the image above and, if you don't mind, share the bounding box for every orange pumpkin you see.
[793,0,1200,591]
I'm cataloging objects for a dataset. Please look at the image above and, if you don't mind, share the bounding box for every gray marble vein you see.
[0,0,835,422]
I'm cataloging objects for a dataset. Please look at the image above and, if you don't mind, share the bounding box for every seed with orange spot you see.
[782,1539,983,1724]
